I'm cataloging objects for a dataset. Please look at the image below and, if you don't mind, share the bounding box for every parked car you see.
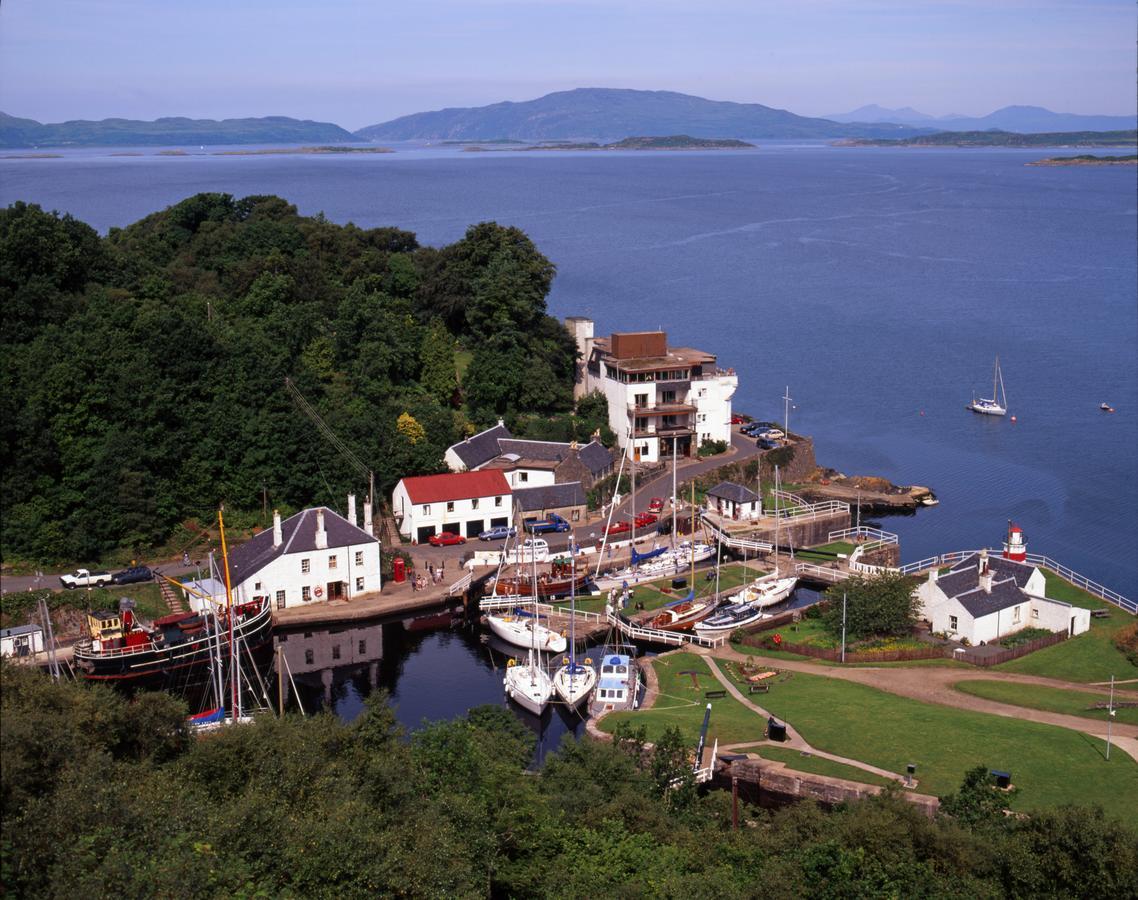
[634,512,658,527]
[648,497,665,513]
[756,438,779,450]
[514,538,550,560]
[59,568,113,589]
[605,521,631,538]
[760,429,785,440]
[428,531,466,546]
[478,525,516,542]
[111,565,153,585]
[730,414,746,425]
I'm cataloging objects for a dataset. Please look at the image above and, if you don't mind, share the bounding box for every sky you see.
[1,0,1135,130]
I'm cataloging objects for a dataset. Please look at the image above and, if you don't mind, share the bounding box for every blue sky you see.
[1,0,1134,129]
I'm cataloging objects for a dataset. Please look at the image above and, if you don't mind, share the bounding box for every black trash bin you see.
[768,717,787,742]
[992,770,1012,789]
[671,577,687,590]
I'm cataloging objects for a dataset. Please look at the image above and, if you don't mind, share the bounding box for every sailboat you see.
[486,519,568,653]
[968,355,1008,416]
[730,465,797,608]
[552,546,597,708]
[503,526,553,715]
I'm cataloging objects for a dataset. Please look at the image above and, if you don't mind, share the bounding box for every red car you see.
[428,531,466,546]
[605,521,631,538]
[731,414,746,425]
[648,497,665,513]
[634,512,658,527]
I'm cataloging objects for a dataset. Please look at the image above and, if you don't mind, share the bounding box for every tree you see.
[938,765,1013,827]
[821,572,920,640]
[419,318,457,406]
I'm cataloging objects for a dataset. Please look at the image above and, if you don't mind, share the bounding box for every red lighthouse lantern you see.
[1003,522,1027,562]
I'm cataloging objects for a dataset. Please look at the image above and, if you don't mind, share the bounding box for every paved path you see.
[698,645,1138,761]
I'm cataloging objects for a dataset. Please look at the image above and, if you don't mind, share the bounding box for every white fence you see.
[896,549,1134,615]
[793,562,846,583]
[829,526,899,553]
[770,499,851,522]
[702,519,774,554]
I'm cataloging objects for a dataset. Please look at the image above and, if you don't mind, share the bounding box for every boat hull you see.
[968,402,1006,416]
[504,664,553,715]
[553,664,598,708]
[647,599,717,632]
[694,603,769,635]
[486,614,568,654]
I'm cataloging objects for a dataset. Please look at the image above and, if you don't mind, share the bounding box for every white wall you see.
[1026,596,1091,636]
[692,373,737,446]
[392,481,513,541]
[1,629,44,657]
[232,540,382,610]
[443,446,468,472]
[504,468,556,489]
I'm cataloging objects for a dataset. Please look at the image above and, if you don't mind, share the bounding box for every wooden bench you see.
[704,689,727,699]
[748,684,770,694]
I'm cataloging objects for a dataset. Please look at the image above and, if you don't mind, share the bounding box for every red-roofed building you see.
[392,471,513,543]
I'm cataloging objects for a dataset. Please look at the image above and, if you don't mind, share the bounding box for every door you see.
[417,525,436,544]
[466,519,484,538]
[327,581,344,601]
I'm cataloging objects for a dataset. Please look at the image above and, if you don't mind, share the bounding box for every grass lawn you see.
[954,679,1138,726]
[994,572,1137,683]
[795,541,856,562]
[750,669,1138,819]
[618,564,762,613]
[600,652,769,747]
[755,745,895,788]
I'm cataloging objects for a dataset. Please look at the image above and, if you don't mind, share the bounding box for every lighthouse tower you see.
[1003,522,1027,562]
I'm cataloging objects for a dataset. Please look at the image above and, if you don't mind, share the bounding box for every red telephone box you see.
[392,556,406,583]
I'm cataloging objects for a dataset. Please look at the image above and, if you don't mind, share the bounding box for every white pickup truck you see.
[59,568,114,589]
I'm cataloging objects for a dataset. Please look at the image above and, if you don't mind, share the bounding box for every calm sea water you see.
[3,145,1136,603]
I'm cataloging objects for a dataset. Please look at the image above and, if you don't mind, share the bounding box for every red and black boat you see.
[487,559,592,600]
[72,595,272,686]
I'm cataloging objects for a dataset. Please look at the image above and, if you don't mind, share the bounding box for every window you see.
[355,576,364,591]
[275,590,286,609]
[447,501,455,513]
[328,554,338,570]
[305,649,314,665]
[254,581,262,591]
[572,509,580,521]
[332,644,341,661]
[301,558,310,574]
[359,640,367,655]
[519,472,528,483]
[423,504,431,515]
[471,498,479,510]
[1013,605,1021,624]
[302,586,311,602]
[495,496,503,507]
[949,615,958,631]
[355,551,363,566]
[1032,608,1039,619]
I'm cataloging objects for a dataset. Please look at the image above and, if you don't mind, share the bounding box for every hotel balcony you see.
[627,401,697,416]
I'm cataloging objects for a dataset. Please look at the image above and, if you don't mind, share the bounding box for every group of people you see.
[410,563,445,592]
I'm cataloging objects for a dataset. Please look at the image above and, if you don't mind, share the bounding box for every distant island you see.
[213,146,393,156]
[353,88,919,142]
[838,129,1138,148]
[824,103,1136,133]
[1027,154,1138,166]
[465,135,754,152]
[0,112,353,149]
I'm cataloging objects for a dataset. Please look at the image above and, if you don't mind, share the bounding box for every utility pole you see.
[1106,674,1115,760]
[731,775,739,830]
[841,591,848,663]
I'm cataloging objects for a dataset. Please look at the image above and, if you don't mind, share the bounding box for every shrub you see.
[697,439,728,457]
[1114,622,1138,667]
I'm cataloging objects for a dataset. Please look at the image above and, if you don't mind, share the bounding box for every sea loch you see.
[2,143,1135,596]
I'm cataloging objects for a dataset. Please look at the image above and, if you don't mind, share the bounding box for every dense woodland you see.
[2,663,1135,898]
[0,195,613,563]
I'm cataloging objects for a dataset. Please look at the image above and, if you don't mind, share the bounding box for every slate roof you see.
[577,439,614,476]
[400,470,512,505]
[2,624,42,638]
[513,482,587,512]
[448,423,512,470]
[228,507,377,584]
[935,553,1038,619]
[707,481,759,504]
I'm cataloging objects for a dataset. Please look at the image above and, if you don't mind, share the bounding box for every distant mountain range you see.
[4,91,1135,149]
[353,88,917,141]
[825,104,1137,133]
[0,113,353,149]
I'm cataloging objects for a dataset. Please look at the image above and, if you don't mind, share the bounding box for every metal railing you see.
[829,526,899,548]
[606,609,728,648]
[896,549,1134,615]
[702,519,774,554]
[480,597,607,623]
[448,571,473,596]
[793,562,846,583]
[770,499,851,522]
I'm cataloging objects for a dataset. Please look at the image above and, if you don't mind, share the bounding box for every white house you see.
[444,422,613,491]
[1,624,44,658]
[227,504,382,610]
[916,547,1090,645]
[566,319,737,464]
[392,470,513,543]
[705,481,761,521]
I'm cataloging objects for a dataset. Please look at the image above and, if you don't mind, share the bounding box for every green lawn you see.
[994,572,1137,683]
[571,564,764,615]
[954,679,1138,726]
[600,652,769,747]
[755,745,895,788]
[753,669,1138,819]
[796,541,855,562]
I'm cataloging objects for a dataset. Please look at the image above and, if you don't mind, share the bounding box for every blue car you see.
[478,525,517,542]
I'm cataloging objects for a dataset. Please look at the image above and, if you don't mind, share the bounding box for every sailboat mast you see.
[218,507,238,722]
[529,519,540,687]
[773,466,780,577]
[993,355,999,403]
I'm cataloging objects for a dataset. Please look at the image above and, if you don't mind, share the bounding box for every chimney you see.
[497,418,505,428]
[363,500,374,537]
[315,509,328,550]
[348,493,357,527]
[927,568,938,584]
[272,509,283,548]
[978,550,992,593]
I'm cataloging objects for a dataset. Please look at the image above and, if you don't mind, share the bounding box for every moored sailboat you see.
[968,355,1008,416]
[503,520,553,715]
[553,547,597,708]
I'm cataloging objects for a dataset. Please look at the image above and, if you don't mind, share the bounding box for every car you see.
[730,414,746,425]
[478,525,517,541]
[428,531,466,546]
[740,423,765,436]
[760,429,785,440]
[59,568,114,589]
[634,512,658,527]
[753,421,780,430]
[648,497,665,513]
[756,438,778,450]
[605,521,631,537]
[111,565,153,585]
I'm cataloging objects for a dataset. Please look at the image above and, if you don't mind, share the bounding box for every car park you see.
[478,525,516,541]
[428,531,466,546]
[111,565,153,585]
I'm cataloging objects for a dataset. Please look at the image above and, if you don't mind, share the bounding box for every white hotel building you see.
[566,319,737,464]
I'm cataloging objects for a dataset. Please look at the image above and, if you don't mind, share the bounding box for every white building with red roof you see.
[392,470,513,543]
